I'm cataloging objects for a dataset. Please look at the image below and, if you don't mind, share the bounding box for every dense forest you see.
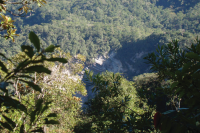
[1,0,200,57]
[0,0,200,132]
[1,0,200,78]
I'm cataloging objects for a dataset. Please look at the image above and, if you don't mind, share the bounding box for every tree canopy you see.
[1,0,200,132]
[143,39,200,132]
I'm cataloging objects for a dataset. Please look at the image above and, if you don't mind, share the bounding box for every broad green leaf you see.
[20,124,24,133]
[31,128,44,132]
[182,62,193,73]
[30,100,43,124]
[47,113,57,117]
[0,60,8,73]
[175,88,182,94]
[30,111,36,124]
[30,60,44,64]
[44,45,59,52]
[20,80,41,92]
[27,82,41,92]
[45,58,68,63]
[29,31,40,52]
[35,99,43,115]
[0,122,13,131]
[2,115,16,128]
[1,96,27,113]
[45,119,60,124]
[22,65,51,74]
[185,52,200,61]
[179,91,185,98]
[41,101,51,114]
[170,82,179,90]
[17,75,32,79]
[15,59,30,70]
[21,45,34,58]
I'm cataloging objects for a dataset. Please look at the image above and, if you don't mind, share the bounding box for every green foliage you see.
[7,47,85,132]
[1,0,200,132]
[0,32,68,132]
[74,71,155,132]
[21,45,34,59]
[1,46,87,132]
[133,73,168,112]
[1,0,200,70]
[143,38,200,132]
[0,0,47,41]
[29,31,41,52]
[44,45,59,52]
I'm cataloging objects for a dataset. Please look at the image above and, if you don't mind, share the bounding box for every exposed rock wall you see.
[88,51,124,74]
[80,50,151,106]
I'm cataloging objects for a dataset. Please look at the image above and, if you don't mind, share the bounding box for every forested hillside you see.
[1,0,200,132]
[1,0,200,77]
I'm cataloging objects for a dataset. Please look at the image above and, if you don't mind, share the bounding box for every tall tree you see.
[144,39,200,132]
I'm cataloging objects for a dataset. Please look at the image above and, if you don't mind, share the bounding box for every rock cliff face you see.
[80,50,151,106]
[88,51,124,74]
[86,51,151,78]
